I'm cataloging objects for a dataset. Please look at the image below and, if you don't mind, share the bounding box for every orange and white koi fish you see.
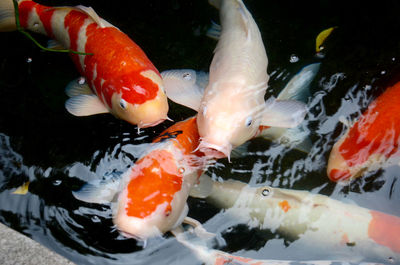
[162,63,321,154]
[190,175,400,262]
[327,81,400,182]
[0,0,168,128]
[73,117,207,239]
[163,0,307,159]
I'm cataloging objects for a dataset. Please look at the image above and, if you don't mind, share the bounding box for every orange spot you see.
[368,210,400,253]
[279,200,291,213]
[341,233,349,245]
[125,150,182,218]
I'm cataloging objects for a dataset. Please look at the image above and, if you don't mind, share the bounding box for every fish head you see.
[197,82,263,159]
[111,70,169,128]
[113,148,192,240]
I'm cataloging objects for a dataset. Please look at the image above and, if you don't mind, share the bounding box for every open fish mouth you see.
[197,141,231,160]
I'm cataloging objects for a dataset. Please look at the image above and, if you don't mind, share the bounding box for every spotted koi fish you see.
[0,0,168,128]
[327,81,400,182]
[73,116,207,239]
[190,175,400,262]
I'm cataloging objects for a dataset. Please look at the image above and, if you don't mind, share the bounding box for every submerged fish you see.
[162,63,321,153]
[0,0,168,128]
[163,0,307,159]
[73,117,207,239]
[191,175,400,262]
[173,230,382,265]
[327,81,400,182]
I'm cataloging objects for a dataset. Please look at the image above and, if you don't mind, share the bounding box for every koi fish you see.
[163,0,307,159]
[173,230,382,265]
[0,0,168,128]
[327,81,400,182]
[73,116,207,239]
[162,63,321,153]
[190,175,400,262]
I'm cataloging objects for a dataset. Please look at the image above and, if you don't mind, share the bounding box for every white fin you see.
[206,20,222,40]
[189,174,214,199]
[183,216,215,239]
[261,97,307,128]
[65,95,109,116]
[75,5,115,28]
[161,69,208,111]
[278,63,320,102]
[65,77,93,97]
[0,0,16,32]
[72,173,122,204]
[47,40,65,50]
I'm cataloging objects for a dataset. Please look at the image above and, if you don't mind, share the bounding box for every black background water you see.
[1,0,400,264]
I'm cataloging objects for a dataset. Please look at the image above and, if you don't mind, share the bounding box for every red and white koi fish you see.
[162,63,321,154]
[73,117,208,239]
[327,81,400,182]
[190,175,400,262]
[0,0,168,128]
[162,0,307,159]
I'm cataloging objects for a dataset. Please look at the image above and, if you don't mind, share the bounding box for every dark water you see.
[1,0,400,264]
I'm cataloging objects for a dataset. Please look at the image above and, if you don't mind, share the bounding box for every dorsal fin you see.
[74,5,115,28]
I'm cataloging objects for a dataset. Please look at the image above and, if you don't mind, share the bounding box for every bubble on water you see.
[78,77,86,85]
[91,216,101,223]
[381,70,386,75]
[178,167,185,174]
[53,179,62,186]
[289,54,299,63]
[392,57,396,61]
[26,57,32,63]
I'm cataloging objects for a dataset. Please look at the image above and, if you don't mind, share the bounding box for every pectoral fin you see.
[65,95,109,116]
[161,69,208,111]
[65,77,93,97]
[72,173,122,204]
[261,98,307,128]
[278,63,320,103]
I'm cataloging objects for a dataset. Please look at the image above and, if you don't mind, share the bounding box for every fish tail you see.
[0,0,17,31]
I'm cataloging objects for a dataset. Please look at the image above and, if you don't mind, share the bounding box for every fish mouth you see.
[138,118,166,128]
[197,141,231,160]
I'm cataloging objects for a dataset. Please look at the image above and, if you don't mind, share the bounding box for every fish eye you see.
[119,98,127,109]
[245,116,252,127]
[182,72,192,80]
[261,187,271,197]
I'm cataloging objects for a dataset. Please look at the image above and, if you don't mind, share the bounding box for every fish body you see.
[162,0,307,159]
[0,0,168,127]
[162,63,320,154]
[73,117,206,239]
[327,81,400,182]
[191,175,400,261]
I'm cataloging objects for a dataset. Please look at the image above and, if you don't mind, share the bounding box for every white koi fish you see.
[162,63,320,153]
[163,0,307,159]
[190,175,400,262]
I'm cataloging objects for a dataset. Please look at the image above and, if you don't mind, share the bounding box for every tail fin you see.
[0,0,17,32]
[208,0,222,9]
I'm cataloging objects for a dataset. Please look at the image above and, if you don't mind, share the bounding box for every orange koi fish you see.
[327,81,400,182]
[73,117,207,239]
[0,0,168,128]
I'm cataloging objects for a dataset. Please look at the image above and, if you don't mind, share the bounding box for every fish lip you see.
[138,118,166,128]
[197,141,230,160]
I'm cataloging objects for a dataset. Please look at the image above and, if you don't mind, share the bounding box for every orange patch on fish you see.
[279,200,291,213]
[125,150,182,218]
[368,210,400,253]
[338,81,400,169]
